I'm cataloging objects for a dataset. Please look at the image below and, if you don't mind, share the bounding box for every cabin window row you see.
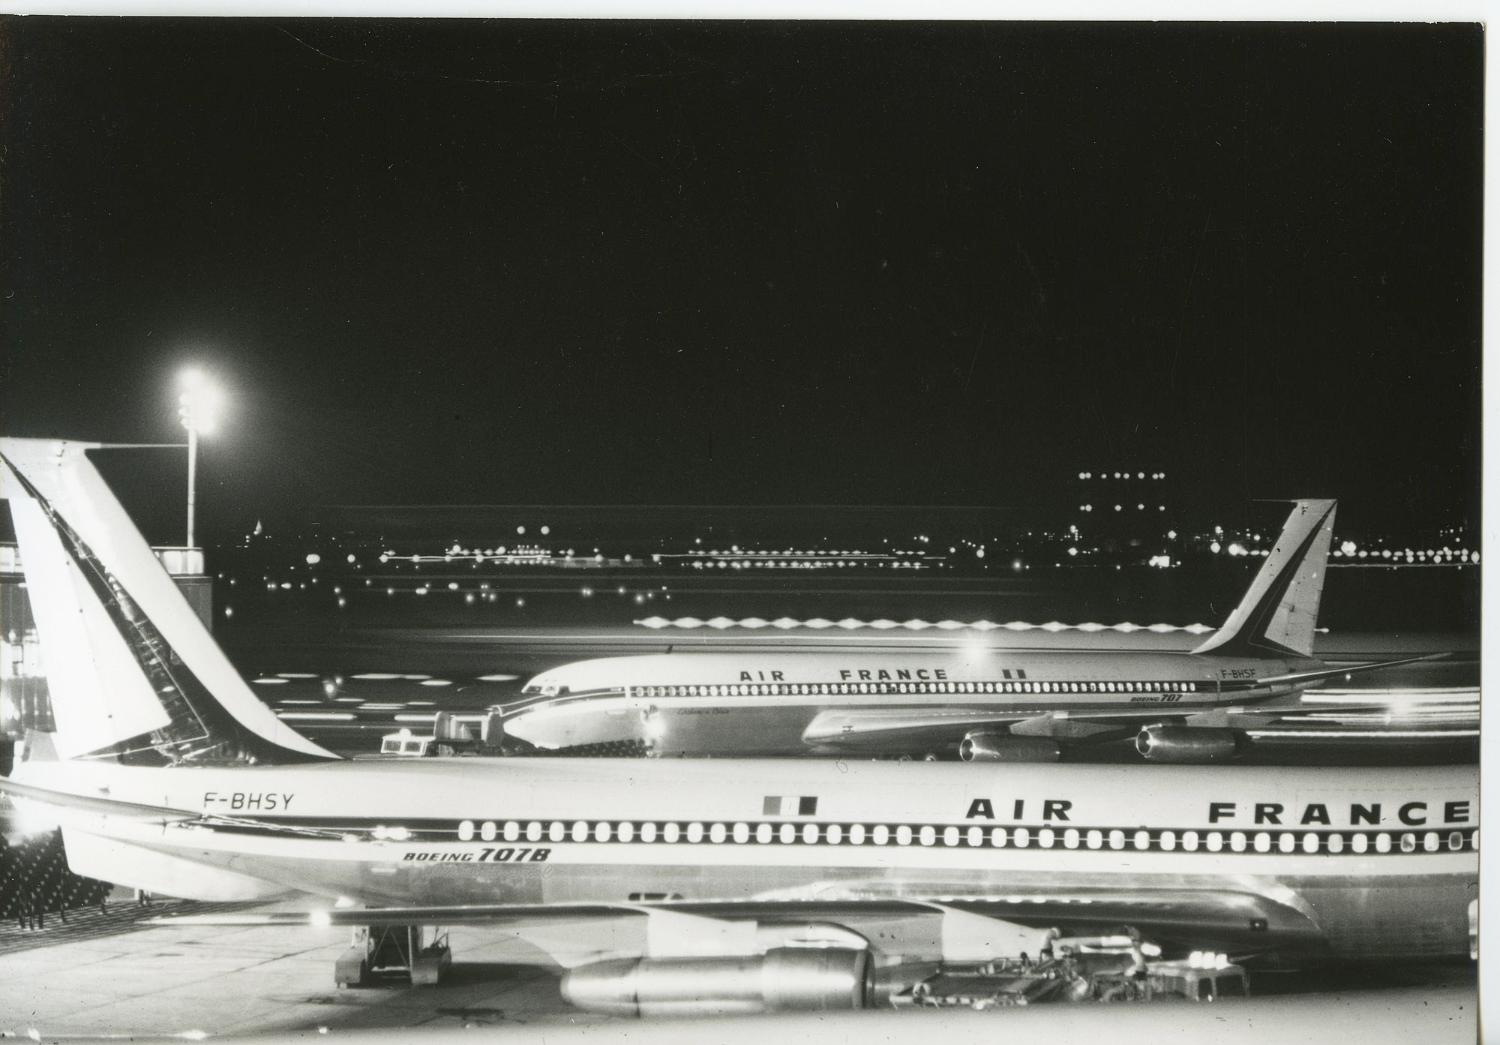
[626,680,1203,699]
[447,819,1475,855]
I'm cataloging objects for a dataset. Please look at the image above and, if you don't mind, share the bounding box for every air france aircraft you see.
[502,500,1440,763]
[0,439,1477,1015]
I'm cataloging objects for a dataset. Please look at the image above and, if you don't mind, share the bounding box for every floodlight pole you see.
[186,424,198,548]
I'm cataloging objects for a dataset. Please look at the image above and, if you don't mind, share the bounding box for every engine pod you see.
[560,947,873,1017]
[959,732,1062,763]
[1134,725,1241,763]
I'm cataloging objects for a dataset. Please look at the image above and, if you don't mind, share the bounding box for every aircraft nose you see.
[498,711,550,746]
[503,703,646,750]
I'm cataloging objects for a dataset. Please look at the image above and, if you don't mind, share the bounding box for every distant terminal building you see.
[302,504,1023,577]
[0,543,212,767]
[310,504,1021,551]
[1067,470,1176,559]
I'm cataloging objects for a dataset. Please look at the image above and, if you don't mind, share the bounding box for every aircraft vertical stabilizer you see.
[1191,499,1336,659]
[0,438,335,764]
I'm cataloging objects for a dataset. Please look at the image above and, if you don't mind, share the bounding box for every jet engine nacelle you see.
[958,732,1062,763]
[560,947,872,1017]
[1134,725,1241,763]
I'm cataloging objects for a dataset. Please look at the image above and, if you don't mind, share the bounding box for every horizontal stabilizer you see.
[1253,652,1449,688]
[0,775,192,822]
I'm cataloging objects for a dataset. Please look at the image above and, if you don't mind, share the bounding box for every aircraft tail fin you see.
[1191,499,1337,659]
[0,438,336,765]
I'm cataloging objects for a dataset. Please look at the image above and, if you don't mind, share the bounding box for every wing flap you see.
[1009,715,1125,740]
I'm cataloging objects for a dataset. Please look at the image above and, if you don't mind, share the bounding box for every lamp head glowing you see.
[176,369,223,435]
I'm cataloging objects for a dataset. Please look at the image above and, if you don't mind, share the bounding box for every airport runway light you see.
[176,368,223,549]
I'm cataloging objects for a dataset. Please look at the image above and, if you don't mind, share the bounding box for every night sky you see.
[0,20,1482,539]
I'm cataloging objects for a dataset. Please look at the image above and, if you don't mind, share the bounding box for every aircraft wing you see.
[802,653,1456,752]
[150,888,1325,965]
[802,708,1146,751]
[801,708,1047,750]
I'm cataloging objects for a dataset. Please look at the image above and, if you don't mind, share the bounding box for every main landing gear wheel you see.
[335,925,452,988]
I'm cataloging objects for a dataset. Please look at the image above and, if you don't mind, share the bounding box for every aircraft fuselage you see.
[14,756,1475,962]
[503,651,1314,756]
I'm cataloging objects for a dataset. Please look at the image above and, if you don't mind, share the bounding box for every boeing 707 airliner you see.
[0,439,1477,1015]
[498,499,1439,762]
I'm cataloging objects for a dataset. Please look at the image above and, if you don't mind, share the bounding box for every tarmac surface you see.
[0,895,612,1037]
[0,894,1478,1041]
